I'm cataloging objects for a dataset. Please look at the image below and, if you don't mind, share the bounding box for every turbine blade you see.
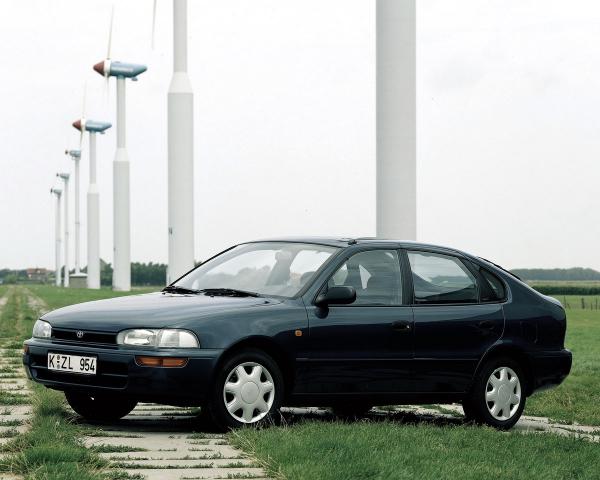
[151,0,157,49]
[107,4,114,59]
[81,81,87,119]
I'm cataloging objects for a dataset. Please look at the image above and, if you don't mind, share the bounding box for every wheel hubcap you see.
[223,362,275,424]
[486,366,521,421]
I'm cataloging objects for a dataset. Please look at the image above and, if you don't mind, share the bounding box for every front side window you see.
[407,251,478,304]
[327,250,402,306]
[175,242,338,298]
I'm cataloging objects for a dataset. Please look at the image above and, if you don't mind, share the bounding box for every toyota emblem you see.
[76,331,84,339]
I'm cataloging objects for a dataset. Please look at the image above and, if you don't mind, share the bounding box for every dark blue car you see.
[23,238,571,430]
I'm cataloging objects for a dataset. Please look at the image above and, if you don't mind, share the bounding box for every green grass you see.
[0,385,107,479]
[526,295,600,425]
[0,286,151,480]
[232,421,600,480]
[89,444,148,454]
[0,419,24,427]
[0,286,38,340]
[0,391,30,405]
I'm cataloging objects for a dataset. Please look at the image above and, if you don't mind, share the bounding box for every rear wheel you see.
[206,349,283,430]
[464,357,526,430]
[65,391,137,422]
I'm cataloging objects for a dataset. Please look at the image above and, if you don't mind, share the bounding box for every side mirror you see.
[315,286,356,307]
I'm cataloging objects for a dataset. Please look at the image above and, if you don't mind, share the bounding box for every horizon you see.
[2,0,600,272]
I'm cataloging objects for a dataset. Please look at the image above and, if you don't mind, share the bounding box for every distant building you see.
[26,268,50,283]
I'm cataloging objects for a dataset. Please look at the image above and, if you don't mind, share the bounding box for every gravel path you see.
[0,350,32,477]
[0,288,33,480]
[83,403,272,480]
[405,404,600,442]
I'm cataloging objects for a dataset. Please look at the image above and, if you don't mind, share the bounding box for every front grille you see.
[52,328,116,345]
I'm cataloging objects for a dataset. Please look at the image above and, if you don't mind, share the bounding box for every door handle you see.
[391,320,412,332]
[478,320,495,330]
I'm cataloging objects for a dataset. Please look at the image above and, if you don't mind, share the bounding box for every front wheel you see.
[65,391,137,422]
[207,349,284,430]
[463,357,526,430]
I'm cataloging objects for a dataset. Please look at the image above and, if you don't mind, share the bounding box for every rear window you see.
[480,268,506,302]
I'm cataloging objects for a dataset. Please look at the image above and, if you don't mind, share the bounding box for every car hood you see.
[41,292,282,332]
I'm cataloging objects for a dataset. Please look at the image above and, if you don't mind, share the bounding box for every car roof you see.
[245,236,474,257]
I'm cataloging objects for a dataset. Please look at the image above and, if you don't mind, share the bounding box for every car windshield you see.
[174,242,339,298]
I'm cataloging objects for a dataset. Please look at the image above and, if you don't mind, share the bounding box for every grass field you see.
[0,286,151,480]
[526,295,600,425]
[232,422,600,480]
[26,284,159,312]
[1,286,599,480]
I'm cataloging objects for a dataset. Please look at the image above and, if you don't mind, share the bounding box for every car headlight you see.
[116,329,199,348]
[33,319,52,339]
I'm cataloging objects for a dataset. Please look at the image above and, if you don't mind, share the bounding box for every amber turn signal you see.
[23,344,29,354]
[135,356,188,368]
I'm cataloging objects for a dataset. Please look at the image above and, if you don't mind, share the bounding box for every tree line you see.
[511,267,600,281]
[0,262,168,287]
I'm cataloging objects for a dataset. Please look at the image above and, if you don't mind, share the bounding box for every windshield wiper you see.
[197,288,262,298]
[162,285,201,295]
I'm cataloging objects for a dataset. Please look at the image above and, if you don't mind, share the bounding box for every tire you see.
[464,356,526,430]
[331,403,372,419]
[65,391,137,422]
[206,349,284,430]
[461,397,477,421]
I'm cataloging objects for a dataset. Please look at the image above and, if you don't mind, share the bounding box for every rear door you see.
[302,248,414,395]
[406,249,504,393]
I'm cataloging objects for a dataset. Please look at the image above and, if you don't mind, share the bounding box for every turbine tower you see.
[376,0,416,240]
[166,0,195,284]
[93,13,147,291]
[73,119,112,290]
[57,173,70,287]
[65,150,82,276]
[50,188,62,287]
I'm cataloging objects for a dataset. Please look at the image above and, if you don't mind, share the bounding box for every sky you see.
[1,0,599,272]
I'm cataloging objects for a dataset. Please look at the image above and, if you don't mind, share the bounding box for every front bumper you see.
[23,338,223,406]
[529,348,572,394]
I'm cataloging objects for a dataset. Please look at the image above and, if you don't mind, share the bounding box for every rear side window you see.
[407,251,478,305]
[480,268,506,302]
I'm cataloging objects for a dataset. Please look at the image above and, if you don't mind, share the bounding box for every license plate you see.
[48,353,97,375]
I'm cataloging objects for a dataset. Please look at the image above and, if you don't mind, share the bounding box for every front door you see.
[303,249,414,395]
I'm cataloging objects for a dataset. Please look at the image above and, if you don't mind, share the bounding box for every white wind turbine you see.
[50,188,63,287]
[376,0,416,240]
[93,8,147,291]
[56,173,70,287]
[65,149,82,278]
[72,114,112,290]
[152,0,195,284]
